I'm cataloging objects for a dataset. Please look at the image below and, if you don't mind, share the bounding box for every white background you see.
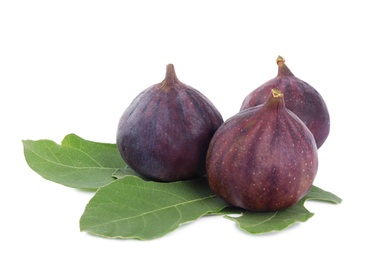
[1,0,368,259]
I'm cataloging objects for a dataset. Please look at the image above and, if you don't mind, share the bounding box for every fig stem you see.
[276,55,285,65]
[271,88,284,98]
[161,64,180,89]
[264,88,286,110]
[276,56,294,77]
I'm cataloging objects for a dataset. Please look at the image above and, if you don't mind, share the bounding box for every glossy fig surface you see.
[117,64,223,182]
[207,89,318,211]
[240,56,330,148]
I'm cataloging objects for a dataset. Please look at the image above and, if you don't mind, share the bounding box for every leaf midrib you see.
[26,144,120,171]
[85,193,219,229]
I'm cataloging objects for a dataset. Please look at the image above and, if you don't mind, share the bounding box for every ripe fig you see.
[207,89,318,211]
[240,56,330,148]
[117,64,223,182]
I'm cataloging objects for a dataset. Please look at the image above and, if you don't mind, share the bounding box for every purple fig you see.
[117,64,223,182]
[207,89,318,211]
[240,56,330,148]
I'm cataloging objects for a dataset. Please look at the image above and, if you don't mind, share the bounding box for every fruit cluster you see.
[116,57,330,211]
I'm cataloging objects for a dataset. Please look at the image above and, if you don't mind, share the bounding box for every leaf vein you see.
[244,211,278,227]
[88,194,218,229]
[28,147,118,171]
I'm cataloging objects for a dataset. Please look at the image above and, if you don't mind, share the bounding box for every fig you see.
[117,64,223,182]
[206,89,318,211]
[240,56,330,148]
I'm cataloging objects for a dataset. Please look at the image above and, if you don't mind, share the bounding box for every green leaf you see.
[23,133,342,238]
[80,176,229,240]
[304,185,342,203]
[225,185,342,234]
[22,134,138,189]
[112,165,138,179]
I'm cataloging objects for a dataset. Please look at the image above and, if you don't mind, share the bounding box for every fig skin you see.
[117,64,223,182]
[207,89,318,211]
[240,56,330,149]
